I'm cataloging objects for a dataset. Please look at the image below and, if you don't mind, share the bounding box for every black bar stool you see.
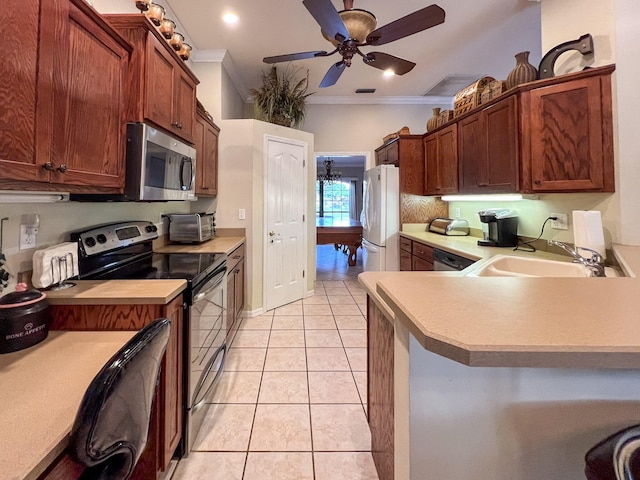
[68,318,171,480]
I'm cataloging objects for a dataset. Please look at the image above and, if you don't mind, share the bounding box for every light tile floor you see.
[171,245,379,479]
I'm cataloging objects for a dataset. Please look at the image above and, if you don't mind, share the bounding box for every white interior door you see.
[264,136,307,311]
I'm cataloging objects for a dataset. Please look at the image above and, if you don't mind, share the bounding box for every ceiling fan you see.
[263,0,446,88]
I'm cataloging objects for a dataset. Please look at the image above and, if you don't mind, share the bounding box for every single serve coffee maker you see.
[477,209,518,247]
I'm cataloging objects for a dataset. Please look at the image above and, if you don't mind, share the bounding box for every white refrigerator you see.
[360,164,400,271]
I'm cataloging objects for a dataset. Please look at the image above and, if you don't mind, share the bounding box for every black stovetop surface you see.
[80,250,227,288]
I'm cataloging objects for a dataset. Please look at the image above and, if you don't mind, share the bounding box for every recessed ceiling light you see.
[222,12,239,24]
[383,69,395,77]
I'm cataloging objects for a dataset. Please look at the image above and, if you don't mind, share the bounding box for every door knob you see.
[268,231,275,236]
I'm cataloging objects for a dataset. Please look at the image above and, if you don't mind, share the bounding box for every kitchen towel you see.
[32,242,79,289]
[572,210,606,260]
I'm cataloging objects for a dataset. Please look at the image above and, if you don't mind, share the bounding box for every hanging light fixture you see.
[317,158,342,183]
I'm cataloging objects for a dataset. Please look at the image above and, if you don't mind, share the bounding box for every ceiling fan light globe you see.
[321,9,376,46]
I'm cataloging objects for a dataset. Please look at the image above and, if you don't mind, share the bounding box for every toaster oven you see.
[167,213,215,243]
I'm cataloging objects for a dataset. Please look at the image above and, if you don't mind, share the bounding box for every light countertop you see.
[0,330,136,480]
[359,239,640,369]
[45,279,186,305]
[154,236,245,255]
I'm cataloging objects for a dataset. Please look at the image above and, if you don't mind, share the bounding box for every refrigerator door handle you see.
[362,238,381,253]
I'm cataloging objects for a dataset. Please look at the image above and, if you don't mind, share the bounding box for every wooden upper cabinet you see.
[105,15,199,145]
[522,72,614,192]
[374,135,424,195]
[0,0,41,182]
[0,0,131,192]
[47,1,130,189]
[195,109,220,197]
[424,124,458,195]
[459,95,519,193]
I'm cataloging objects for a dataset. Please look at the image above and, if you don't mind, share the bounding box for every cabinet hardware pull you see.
[478,182,489,187]
[233,255,241,259]
[43,162,55,171]
[57,164,68,173]
[534,180,541,185]
[172,121,183,129]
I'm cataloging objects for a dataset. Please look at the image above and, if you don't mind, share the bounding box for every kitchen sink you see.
[463,255,620,277]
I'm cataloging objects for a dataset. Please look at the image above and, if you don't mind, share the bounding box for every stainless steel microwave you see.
[124,123,196,201]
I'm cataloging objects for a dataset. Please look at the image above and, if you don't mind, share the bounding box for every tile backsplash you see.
[400,194,448,224]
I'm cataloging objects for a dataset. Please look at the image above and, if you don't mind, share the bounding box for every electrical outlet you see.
[455,207,461,219]
[551,213,568,230]
[238,208,246,220]
[19,224,38,250]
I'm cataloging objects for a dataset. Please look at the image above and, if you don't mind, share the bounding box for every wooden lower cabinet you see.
[367,297,394,480]
[47,295,184,478]
[400,237,434,271]
[226,243,245,344]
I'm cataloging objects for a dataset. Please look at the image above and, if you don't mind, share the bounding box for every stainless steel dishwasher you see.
[432,248,476,271]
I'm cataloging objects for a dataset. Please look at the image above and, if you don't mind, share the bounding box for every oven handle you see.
[192,268,226,303]
[191,344,226,411]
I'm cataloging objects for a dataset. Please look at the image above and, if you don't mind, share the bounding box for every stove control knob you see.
[85,237,96,248]
[96,234,107,244]
[146,225,157,233]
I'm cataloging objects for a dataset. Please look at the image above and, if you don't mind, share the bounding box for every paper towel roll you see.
[572,210,606,260]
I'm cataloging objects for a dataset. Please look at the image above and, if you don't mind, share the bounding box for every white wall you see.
[216,120,315,314]
[612,0,640,244]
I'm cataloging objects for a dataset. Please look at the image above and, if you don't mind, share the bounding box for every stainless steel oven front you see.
[185,265,227,453]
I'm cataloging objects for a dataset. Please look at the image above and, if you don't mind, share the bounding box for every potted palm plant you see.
[250,66,313,128]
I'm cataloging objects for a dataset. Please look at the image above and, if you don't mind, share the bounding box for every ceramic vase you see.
[426,107,441,131]
[506,51,538,90]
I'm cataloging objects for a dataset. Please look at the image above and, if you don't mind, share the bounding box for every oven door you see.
[186,267,227,453]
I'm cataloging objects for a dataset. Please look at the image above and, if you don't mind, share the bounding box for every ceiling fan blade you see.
[364,52,416,76]
[319,61,346,88]
[303,0,349,42]
[366,4,445,46]
[263,51,331,63]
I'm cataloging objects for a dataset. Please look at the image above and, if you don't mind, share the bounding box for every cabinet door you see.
[145,35,175,133]
[425,126,458,195]
[412,256,433,271]
[195,112,219,197]
[459,97,519,193]
[424,134,438,195]
[48,1,128,189]
[458,111,486,193]
[528,76,613,192]
[368,297,394,480]
[375,146,387,165]
[399,250,412,271]
[234,258,245,321]
[226,272,236,343]
[437,124,458,194]
[160,295,183,470]
[485,96,519,192]
[0,0,46,182]
[385,141,399,165]
[397,137,424,195]
[174,71,196,143]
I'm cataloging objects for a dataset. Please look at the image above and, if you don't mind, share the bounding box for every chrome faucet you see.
[547,240,606,277]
